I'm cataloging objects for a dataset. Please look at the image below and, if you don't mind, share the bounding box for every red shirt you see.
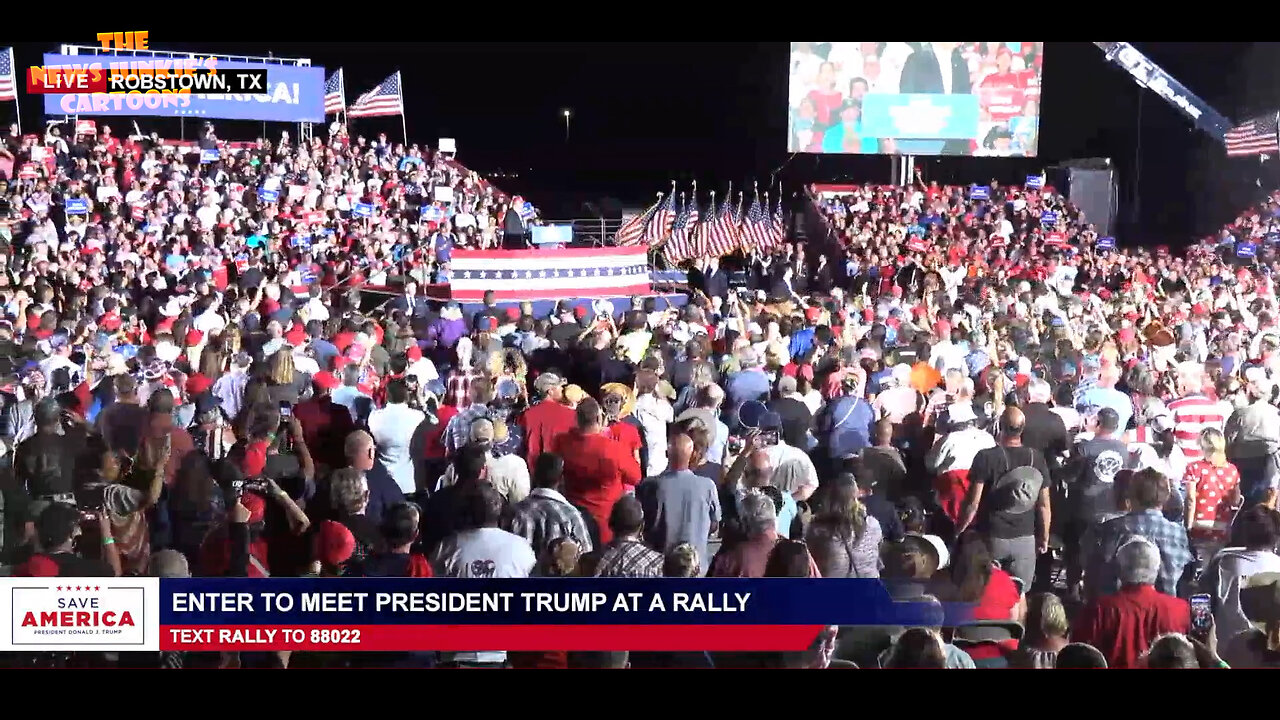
[551,429,642,545]
[606,420,643,464]
[518,400,577,469]
[1184,460,1241,540]
[1072,585,1190,669]
[423,404,458,460]
[293,396,356,471]
[974,567,1021,621]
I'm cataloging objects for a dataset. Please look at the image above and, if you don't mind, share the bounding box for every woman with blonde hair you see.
[1011,592,1071,668]
[268,348,304,404]
[1184,427,1244,569]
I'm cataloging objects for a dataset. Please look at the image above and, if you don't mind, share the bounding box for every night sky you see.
[5,40,1274,244]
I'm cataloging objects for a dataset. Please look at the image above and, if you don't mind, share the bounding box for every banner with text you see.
[40,53,326,122]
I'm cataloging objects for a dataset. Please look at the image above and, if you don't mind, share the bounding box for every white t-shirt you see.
[431,526,536,665]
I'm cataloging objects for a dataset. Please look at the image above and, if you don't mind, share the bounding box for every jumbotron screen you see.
[787,42,1044,157]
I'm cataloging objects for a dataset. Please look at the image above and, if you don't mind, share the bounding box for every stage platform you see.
[354,284,689,318]
[349,246,691,317]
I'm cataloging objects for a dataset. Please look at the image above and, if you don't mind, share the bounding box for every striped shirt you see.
[1167,394,1226,461]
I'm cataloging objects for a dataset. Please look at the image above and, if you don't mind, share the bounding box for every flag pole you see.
[11,48,21,136]
[339,68,347,128]
[397,71,408,147]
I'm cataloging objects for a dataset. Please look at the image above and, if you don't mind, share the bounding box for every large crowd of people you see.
[0,112,1278,670]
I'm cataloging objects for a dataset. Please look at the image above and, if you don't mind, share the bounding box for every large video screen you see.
[787,42,1043,157]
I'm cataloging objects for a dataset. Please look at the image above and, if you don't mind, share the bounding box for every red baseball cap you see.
[238,440,270,478]
[185,373,214,397]
[313,371,340,391]
[185,329,204,346]
[312,520,356,567]
[406,345,422,361]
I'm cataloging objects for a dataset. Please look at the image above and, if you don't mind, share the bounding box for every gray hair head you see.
[1116,536,1161,586]
[738,488,778,537]
[1026,378,1052,404]
[150,549,190,578]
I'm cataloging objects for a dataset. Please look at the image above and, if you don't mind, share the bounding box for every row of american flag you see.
[615,184,788,265]
[323,68,404,118]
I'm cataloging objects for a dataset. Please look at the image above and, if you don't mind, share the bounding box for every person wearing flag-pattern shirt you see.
[1167,361,1226,462]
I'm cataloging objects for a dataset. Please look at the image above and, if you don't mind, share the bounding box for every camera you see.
[758,429,780,447]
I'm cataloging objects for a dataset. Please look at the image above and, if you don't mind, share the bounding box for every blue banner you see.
[1041,210,1059,225]
[300,268,317,284]
[1268,231,1280,245]
[518,201,536,220]
[1238,241,1257,259]
[420,205,444,222]
[160,578,970,627]
[258,188,279,204]
[969,185,989,200]
[353,202,374,218]
[907,224,926,237]
[1025,175,1044,189]
[65,198,89,215]
[861,93,981,140]
[1096,236,1116,250]
[41,53,326,123]
[531,225,573,246]
[200,148,220,164]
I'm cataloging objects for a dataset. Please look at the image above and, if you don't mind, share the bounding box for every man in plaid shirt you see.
[1084,469,1194,598]
[593,495,664,578]
[443,378,495,456]
[505,453,595,557]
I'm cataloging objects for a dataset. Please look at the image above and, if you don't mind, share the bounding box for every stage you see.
[349,246,691,317]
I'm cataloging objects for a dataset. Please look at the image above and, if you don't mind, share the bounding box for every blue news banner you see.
[159,578,973,652]
[41,53,325,123]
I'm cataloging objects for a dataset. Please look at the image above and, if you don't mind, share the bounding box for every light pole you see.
[562,108,572,141]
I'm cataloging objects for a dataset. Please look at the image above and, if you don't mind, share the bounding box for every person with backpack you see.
[955,406,1051,589]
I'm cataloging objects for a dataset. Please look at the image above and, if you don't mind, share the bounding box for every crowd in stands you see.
[2,112,1280,670]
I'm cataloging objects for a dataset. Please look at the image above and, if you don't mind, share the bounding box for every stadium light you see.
[562,109,572,141]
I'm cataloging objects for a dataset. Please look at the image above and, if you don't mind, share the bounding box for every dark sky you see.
[6,41,1274,241]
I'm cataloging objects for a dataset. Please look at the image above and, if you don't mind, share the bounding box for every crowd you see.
[1,111,1279,670]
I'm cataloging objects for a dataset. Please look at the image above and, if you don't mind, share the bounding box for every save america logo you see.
[12,583,146,646]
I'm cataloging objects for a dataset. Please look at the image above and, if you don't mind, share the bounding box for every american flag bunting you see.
[348,72,404,118]
[449,246,651,301]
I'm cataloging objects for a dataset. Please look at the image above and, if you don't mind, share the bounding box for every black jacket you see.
[13,430,82,497]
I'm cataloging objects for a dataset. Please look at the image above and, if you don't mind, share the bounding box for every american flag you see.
[662,194,699,266]
[449,246,651,301]
[615,197,662,246]
[1226,112,1280,158]
[644,191,677,247]
[697,192,740,259]
[348,72,403,118]
[739,193,772,254]
[323,69,345,115]
[768,193,787,253]
[0,48,15,102]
